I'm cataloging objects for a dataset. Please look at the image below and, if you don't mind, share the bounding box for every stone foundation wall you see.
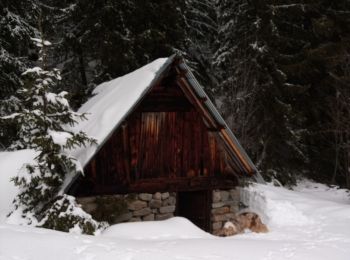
[77,189,241,236]
[77,192,176,224]
[211,189,240,235]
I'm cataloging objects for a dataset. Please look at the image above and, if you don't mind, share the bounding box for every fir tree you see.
[213,0,260,154]
[186,0,218,92]
[0,0,39,98]
[214,0,308,184]
[252,0,350,186]
[47,0,189,108]
[0,0,40,148]
[2,36,96,228]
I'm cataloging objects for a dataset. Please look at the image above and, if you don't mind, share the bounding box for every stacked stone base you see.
[211,189,240,236]
[77,188,241,236]
[77,192,176,224]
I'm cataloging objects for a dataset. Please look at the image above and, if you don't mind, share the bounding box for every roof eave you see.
[177,60,265,183]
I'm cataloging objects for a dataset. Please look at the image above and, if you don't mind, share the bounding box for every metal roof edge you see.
[178,61,265,184]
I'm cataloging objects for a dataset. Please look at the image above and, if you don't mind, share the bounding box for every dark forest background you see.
[1,0,350,188]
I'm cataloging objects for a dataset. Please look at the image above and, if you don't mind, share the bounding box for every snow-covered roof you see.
[64,55,263,191]
[70,57,171,168]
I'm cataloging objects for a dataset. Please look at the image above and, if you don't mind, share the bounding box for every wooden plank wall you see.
[84,110,229,184]
[81,81,235,193]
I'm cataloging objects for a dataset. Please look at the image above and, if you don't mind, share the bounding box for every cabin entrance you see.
[176,190,211,232]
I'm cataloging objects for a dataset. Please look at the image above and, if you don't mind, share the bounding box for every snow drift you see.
[0,149,37,221]
[1,181,350,260]
[103,217,211,240]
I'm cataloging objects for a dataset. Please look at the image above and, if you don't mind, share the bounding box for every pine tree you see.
[0,0,39,98]
[2,36,96,227]
[0,0,40,148]
[213,0,260,153]
[185,0,218,91]
[249,0,306,182]
[213,0,308,184]
[46,0,189,108]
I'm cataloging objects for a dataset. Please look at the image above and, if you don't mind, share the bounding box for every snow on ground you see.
[1,179,350,260]
[0,149,37,222]
[103,217,211,240]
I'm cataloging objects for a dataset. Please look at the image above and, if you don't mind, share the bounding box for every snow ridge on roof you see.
[70,58,169,168]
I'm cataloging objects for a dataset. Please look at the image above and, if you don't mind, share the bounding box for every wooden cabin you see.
[66,55,259,233]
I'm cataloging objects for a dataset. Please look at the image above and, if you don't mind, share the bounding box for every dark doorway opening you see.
[176,190,211,232]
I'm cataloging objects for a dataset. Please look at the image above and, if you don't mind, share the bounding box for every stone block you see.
[230,189,240,200]
[114,212,133,223]
[213,190,221,203]
[159,205,175,214]
[211,206,230,215]
[156,213,173,220]
[129,217,141,222]
[212,221,222,231]
[212,213,235,222]
[139,193,153,201]
[230,205,239,213]
[220,191,230,202]
[225,201,238,207]
[153,192,162,200]
[112,194,123,200]
[128,200,147,211]
[149,199,162,209]
[212,214,226,222]
[212,202,225,209]
[170,196,176,205]
[143,214,155,221]
[162,196,176,206]
[133,207,151,217]
[161,192,170,200]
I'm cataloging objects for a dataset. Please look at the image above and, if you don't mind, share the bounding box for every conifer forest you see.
[1,0,350,189]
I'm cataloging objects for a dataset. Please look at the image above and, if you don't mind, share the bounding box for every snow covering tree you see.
[1,36,102,233]
[46,0,135,108]
[213,0,260,154]
[213,0,308,184]
[185,0,218,91]
[248,0,306,183]
[279,0,350,186]
[1,0,350,189]
[0,0,40,148]
[0,0,39,98]
[46,0,189,109]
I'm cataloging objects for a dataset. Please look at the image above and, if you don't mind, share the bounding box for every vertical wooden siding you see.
[82,81,235,191]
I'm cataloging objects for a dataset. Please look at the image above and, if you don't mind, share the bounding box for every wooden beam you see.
[84,176,238,195]
[176,78,218,129]
[175,66,254,176]
[219,130,254,174]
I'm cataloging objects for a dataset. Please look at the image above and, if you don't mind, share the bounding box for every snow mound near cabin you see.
[241,182,350,242]
[1,181,350,260]
[0,149,37,221]
[241,184,314,228]
[102,217,211,240]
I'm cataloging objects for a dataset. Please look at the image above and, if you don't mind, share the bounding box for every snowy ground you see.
[1,179,350,260]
